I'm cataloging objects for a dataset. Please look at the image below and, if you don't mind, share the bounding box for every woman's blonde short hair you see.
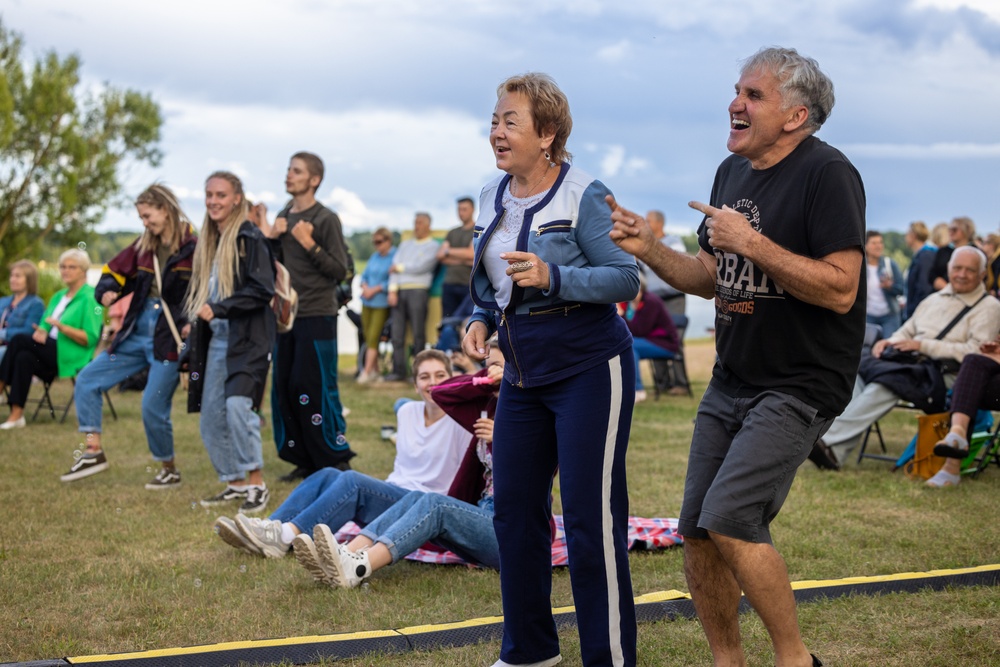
[497,72,573,165]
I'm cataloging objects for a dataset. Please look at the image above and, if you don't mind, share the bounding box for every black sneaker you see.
[277,466,314,483]
[200,485,249,507]
[239,485,270,514]
[60,451,109,482]
[145,467,181,490]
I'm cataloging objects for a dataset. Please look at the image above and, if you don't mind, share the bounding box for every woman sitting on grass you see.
[213,349,470,557]
[294,341,505,588]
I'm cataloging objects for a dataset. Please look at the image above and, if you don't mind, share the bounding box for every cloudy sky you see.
[3,0,1000,238]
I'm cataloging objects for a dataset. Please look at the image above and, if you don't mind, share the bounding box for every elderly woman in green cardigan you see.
[0,248,104,429]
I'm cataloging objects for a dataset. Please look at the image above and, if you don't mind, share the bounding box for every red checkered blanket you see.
[333,515,683,568]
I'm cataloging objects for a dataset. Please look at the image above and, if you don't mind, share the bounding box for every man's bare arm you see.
[691,200,861,314]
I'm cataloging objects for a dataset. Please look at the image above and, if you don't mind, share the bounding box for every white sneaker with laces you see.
[235,514,289,558]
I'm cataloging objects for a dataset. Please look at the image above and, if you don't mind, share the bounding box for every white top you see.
[483,186,548,309]
[866,263,889,317]
[385,400,470,493]
[48,295,72,340]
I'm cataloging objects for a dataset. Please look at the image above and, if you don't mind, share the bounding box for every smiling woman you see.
[184,172,276,515]
[464,72,640,667]
[61,184,198,485]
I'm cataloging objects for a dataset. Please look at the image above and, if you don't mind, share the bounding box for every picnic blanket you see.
[333,515,683,568]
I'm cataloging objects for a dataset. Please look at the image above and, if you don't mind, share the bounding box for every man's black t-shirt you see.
[697,136,867,417]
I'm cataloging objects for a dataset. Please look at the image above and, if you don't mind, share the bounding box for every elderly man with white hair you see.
[811,244,1000,469]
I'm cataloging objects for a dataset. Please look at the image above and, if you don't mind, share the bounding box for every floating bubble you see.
[193,578,202,588]
[239,564,247,573]
[146,466,152,473]
[180,342,187,350]
[109,354,117,361]
[86,433,94,442]
[336,434,347,445]
[190,372,199,381]
[213,525,220,534]
[311,414,323,426]
[298,394,309,405]
[287,440,295,448]
[361,582,371,592]
[191,502,198,510]
[94,307,103,315]
[77,242,87,250]
[116,507,122,514]
[163,360,170,365]
[73,449,83,460]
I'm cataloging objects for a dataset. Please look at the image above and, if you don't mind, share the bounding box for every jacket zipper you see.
[529,304,581,316]
[499,310,524,387]
[535,224,572,236]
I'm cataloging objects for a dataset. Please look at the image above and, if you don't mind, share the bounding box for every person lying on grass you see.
[294,341,504,588]
[213,349,470,557]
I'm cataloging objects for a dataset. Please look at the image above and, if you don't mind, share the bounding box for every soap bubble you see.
[193,578,202,588]
[77,242,87,250]
[239,564,247,573]
[311,414,323,426]
[109,354,117,361]
[116,507,122,514]
[299,394,309,405]
[73,449,82,460]
[146,466,152,473]
[287,440,295,448]
[190,372,199,381]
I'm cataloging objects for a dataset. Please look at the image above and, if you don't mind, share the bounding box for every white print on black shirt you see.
[714,199,782,325]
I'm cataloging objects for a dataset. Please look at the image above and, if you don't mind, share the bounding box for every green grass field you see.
[0,340,998,665]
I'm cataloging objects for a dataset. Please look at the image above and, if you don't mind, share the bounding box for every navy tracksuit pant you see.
[493,350,636,667]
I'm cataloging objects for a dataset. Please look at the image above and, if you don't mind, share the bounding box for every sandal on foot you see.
[926,469,961,488]
[933,431,969,459]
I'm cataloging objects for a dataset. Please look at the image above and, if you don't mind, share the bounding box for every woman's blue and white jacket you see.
[468,163,639,388]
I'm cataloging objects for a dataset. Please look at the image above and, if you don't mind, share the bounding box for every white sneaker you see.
[313,524,371,588]
[234,515,290,558]
[490,656,562,667]
[634,389,648,403]
[292,533,337,584]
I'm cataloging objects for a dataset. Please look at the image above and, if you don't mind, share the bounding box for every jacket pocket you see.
[535,220,573,236]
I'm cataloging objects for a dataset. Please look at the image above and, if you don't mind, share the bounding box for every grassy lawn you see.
[0,339,998,665]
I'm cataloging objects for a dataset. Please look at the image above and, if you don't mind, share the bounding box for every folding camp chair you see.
[650,314,692,398]
[33,377,117,424]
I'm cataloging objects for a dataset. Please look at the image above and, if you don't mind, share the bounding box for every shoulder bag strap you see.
[935,293,989,341]
[153,253,183,354]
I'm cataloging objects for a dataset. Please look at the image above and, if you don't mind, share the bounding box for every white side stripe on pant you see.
[602,354,625,667]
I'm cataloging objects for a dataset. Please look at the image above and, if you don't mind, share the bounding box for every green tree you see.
[0,19,162,270]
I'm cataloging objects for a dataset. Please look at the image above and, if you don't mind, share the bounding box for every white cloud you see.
[597,40,632,63]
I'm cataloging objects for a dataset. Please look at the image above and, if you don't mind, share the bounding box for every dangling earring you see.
[544,151,550,161]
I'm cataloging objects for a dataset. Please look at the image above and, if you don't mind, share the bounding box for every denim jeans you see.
[359,490,499,568]
[200,326,264,482]
[269,468,408,533]
[74,298,180,460]
[631,337,674,390]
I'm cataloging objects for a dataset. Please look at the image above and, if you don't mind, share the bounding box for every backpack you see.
[335,246,356,310]
[272,260,298,334]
